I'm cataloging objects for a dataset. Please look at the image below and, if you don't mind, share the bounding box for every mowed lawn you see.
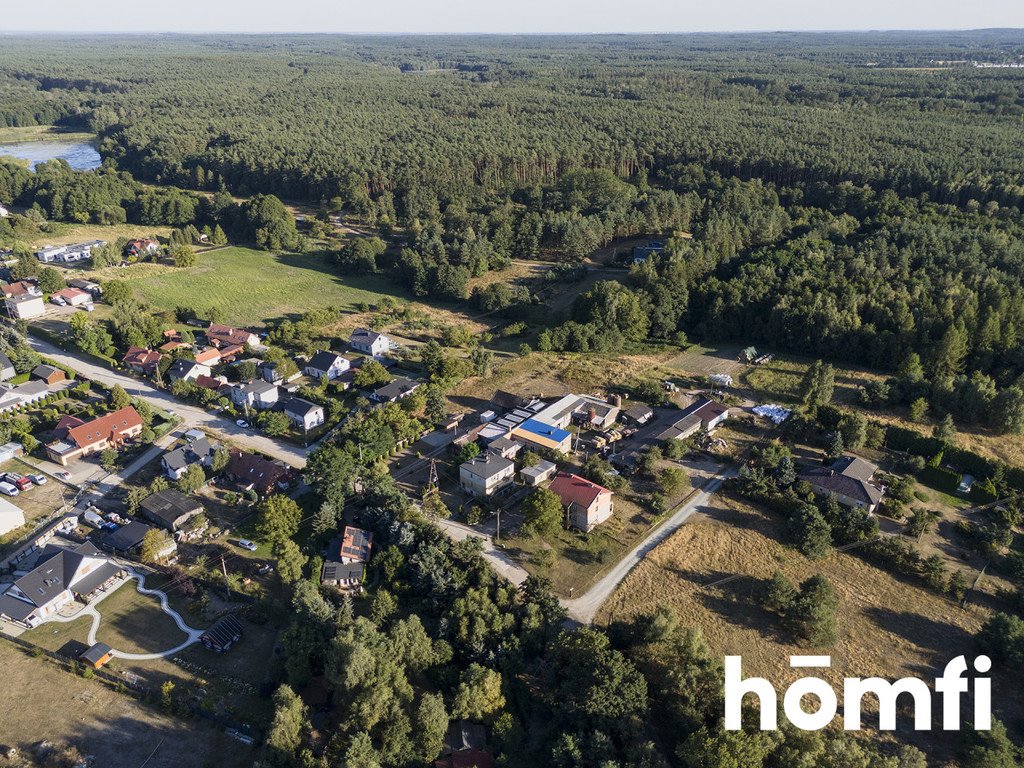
[127,246,403,326]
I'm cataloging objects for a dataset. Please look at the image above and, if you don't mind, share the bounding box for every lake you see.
[0,140,102,171]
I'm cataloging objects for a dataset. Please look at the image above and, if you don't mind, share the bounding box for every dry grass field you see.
[597,494,1021,758]
[0,640,253,768]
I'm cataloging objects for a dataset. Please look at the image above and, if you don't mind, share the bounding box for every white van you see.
[0,481,19,497]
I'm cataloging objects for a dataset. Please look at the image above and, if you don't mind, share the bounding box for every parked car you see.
[29,474,47,485]
[3,472,24,484]
[236,539,258,551]
[13,477,32,492]
[52,297,66,306]
[235,419,249,428]
[0,482,19,497]
[55,470,72,481]
[81,304,95,312]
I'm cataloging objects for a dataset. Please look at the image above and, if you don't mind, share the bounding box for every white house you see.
[304,350,351,380]
[283,397,326,432]
[4,294,45,319]
[349,328,394,357]
[459,453,516,498]
[229,380,280,411]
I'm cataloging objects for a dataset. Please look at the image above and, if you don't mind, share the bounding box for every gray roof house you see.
[0,352,14,382]
[304,351,350,380]
[162,437,217,480]
[349,327,394,357]
[282,397,325,432]
[798,455,884,514]
[229,380,280,410]
[370,377,420,403]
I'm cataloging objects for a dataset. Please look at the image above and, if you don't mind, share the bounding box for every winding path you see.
[47,567,204,660]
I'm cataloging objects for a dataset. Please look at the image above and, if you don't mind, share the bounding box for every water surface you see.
[0,140,102,171]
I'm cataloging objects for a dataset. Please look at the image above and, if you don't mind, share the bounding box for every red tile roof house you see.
[194,347,223,366]
[121,346,163,375]
[548,472,614,532]
[45,406,144,466]
[50,287,92,306]
[206,324,260,349]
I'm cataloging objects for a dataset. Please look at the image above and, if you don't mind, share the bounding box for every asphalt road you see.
[27,335,309,468]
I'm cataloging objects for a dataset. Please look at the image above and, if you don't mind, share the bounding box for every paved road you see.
[561,465,738,623]
[436,518,529,586]
[27,335,309,468]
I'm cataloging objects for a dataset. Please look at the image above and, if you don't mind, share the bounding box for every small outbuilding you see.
[80,642,114,669]
[201,614,244,653]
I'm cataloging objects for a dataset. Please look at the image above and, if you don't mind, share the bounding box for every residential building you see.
[520,459,557,487]
[0,541,126,628]
[548,472,615,532]
[124,238,160,256]
[0,353,15,382]
[32,364,66,385]
[4,293,45,319]
[798,455,884,514]
[50,287,92,307]
[370,377,420,403]
[657,397,729,441]
[460,453,516,497]
[35,240,104,264]
[511,418,573,453]
[162,437,217,480]
[194,374,228,393]
[488,436,522,460]
[206,323,259,349]
[121,346,163,375]
[227,449,291,496]
[0,380,50,413]
[1,280,41,298]
[230,380,280,411]
[139,489,204,533]
[67,278,102,297]
[45,406,144,466]
[304,350,351,380]
[282,397,325,432]
[322,527,373,591]
[166,359,212,383]
[194,347,222,367]
[349,327,394,357]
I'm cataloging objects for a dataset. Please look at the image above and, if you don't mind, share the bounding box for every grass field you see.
[0,640,252,768]
[597,494,1019,759]
[29,221,174,250]
[115,246,403,326]
[0,125,95,144]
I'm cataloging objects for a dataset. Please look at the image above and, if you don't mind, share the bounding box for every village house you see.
[798,455,884,514]
[460,452,516,498]
[45,406,144,466]
[139,489,205,534]
[194,347,222,367]
[0,541,126,628]
[548,472,615,532]
[511,418,573,453]
[349,327,394,357]
[230,379,280,411]
[67,278,102,297]
[0,353,13,382]
[370,377,420,403]
[4,293,45,319]
[227,449,291,496]
[657,397,729,441]
[100,520,177,561]
[121,346,163,375]
[162,436,217,480]
[35,240,104,264]
[322,526,373,591]
[206,323,260,349]
[50,287,92,307]
[124,238,160,257]
[167,359,212,383]
[282,397,325,432]
[1,280,42,299]
[304,350,351,380]
[488,436,522,460]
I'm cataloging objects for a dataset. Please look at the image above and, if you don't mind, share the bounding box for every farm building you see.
[657,397,729,442]
[511,419,572,453]
[201,614,244,652]
[139,489,204,533]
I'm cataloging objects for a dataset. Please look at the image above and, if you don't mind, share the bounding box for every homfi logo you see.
[724,655,992,731]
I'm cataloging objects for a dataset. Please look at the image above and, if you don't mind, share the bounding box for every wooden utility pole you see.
[220,554,230,600]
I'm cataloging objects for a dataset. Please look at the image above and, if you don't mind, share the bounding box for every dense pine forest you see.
[2,32,1024,767]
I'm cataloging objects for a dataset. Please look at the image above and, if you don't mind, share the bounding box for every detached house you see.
[322,526,373,591]
[548,472,614,532]
[122,346,163,375]
[798,455,884,514]
[349,327,394,357]
[45,406,144,465]
[370,377,420,403]
[50,287,92,307]
[283,397,325,432]
[125,238,160,256]
[459,452,516,497]
[206,323,259,349]
[194,347,222,367]
[304,351,350,380]
[657,397,729,442]
[167,359,211,383]
[227,449,292,496]
[0,541,126,628]
[5,293,45,319]
[162,437,217,480]
[230,380,280,411]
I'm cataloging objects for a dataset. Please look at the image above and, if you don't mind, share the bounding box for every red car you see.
[13,477,32,492]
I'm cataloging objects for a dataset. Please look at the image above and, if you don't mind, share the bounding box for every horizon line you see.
[1,27,1022,36]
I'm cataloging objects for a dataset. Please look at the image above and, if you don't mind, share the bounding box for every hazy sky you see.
[2,0,1022,34]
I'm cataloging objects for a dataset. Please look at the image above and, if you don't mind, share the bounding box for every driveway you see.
[27,334,309,468]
